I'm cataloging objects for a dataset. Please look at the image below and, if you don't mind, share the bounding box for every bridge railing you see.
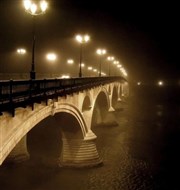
[0,76,126,116]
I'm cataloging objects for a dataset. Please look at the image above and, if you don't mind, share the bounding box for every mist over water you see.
[0,85,180,190]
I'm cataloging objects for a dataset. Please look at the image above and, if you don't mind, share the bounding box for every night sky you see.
[0,0,179,84]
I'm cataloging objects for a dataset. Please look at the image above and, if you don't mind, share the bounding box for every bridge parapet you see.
[0,77,126,117]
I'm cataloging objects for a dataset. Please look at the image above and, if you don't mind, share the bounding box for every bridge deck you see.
[0,77,126,116]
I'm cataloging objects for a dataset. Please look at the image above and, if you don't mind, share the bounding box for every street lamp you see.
[107,56,114,76]
[96,49,106,77]
[75,34,90,77]
[67,59,74,65]
[113,60,120,75]
[158,80,164,86]
[120,67,128,77]
[17,48,26,55]
[23,0,48,79]
[46,53,57,61]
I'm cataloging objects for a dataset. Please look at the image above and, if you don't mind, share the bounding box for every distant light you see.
[93,69,97,72]
[137,82,141,85]
[117,64,122,68]
[81,63,85,67]
[88,66,92,70]
[113,60,119,65]
[24,0,31,10]
[46,53,57,61]
[61,75,70,79]
[31,3,37,14]
[23,0,48,15]
[76,34,90,43]
[120,67,127,77]
[76,35,82,42]
[67,59,74,64]
[158,81,164,86]
[84,35,90,42]
[96,49,106,55]
[40,1,48,12]
[123,72,128,77]
[107,56,114,61]
[17,48,26,54]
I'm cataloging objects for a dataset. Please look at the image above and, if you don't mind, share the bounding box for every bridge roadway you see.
[0,76,129,167]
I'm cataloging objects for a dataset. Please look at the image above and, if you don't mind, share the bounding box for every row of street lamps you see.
[23,0,127,79]
[75,36,127,77]
[16,46,125,77]
[16,48,107,77]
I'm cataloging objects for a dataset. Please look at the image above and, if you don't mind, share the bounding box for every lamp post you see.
[96,49,106,77]
[23,0,48,79]
[75,34,90,77]
[107,56,114,76]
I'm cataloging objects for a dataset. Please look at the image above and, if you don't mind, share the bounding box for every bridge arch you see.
[94,86,110,109]
[1,101,101,167]
[54,103,89,138]
[82,95,92,112]
[0,105,56,165]
[91,87,110,127]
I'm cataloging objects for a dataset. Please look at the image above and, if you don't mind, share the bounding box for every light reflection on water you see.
[0,86,180,190]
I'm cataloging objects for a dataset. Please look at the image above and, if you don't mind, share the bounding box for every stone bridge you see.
[0,78,129,167]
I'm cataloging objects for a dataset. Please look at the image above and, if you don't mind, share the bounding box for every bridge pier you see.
[117,84,122,101]
[59,137,102,167]
[5,135,29,164]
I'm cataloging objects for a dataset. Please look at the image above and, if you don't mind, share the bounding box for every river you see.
[0,85,180,190]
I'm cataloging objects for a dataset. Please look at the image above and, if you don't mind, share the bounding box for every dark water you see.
[0,85,180,190]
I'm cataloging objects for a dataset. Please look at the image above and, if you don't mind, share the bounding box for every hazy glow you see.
[81,63,85,67]
[123,72,128,77]
[40,1,48,12]
[76,34,90,43]
[23,0,48,15]
[120,67,128,77]
[88,66,92,70]
[84,35,90,42]
[93,69,97,72]
[107,56,114,61]
[46,53,57,61]
[67,59,74,64]
[113,60,119,65]
[76,35,82,42]
[24,0,31,10]
[117,64,122,68]
[61,75,70,79]
[158,81,164,86]
[137,82,141,85]
[96,49,106,55]
[17,48,26,54]
[31,3,37,14]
